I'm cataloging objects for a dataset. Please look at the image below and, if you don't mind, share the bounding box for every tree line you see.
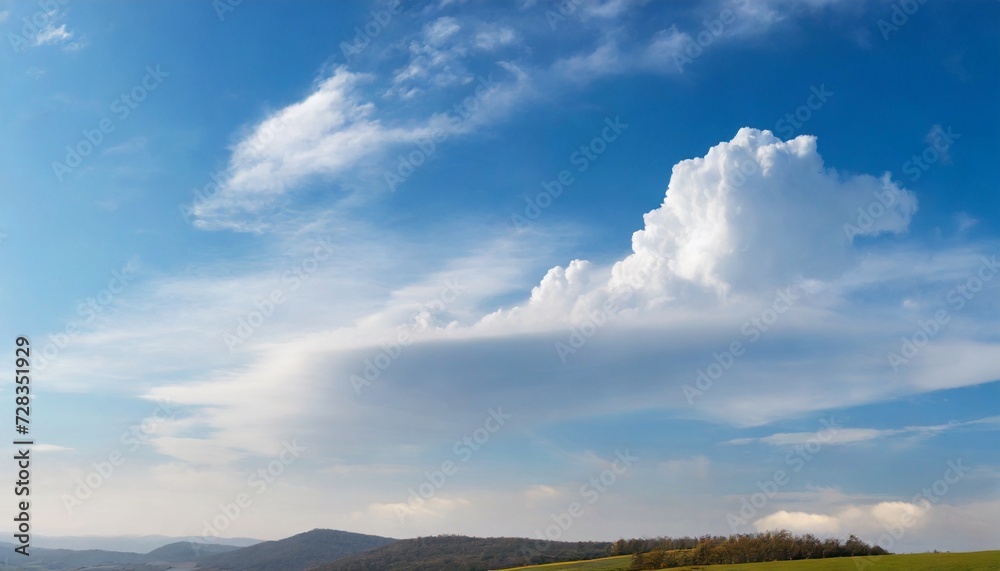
[623,531,888,569]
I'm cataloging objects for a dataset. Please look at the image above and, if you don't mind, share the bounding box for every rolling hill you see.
[194,528,395,571]
[145,540,242,562]
[316,535,613,571]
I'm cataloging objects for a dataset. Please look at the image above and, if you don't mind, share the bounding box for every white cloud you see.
[193,68,416,229]
[955,212,978,234]
[870,501,925,527]
[550,0,859,82]
[35,444,73,452]
[579,0,646,20]
[365,495,471,523]
[755,501,932,540]
[724,418,1000,447]
[754,510,842,535]
[729,428,890,447]
[474,27,518,51]
[553,41,625,79]
[483,128,918,329]
[63,38,89,51]
[552,27,693,80]
[26,10,84,51]
[193,64,532,230]
[425,16,461,45]
[389,17,474,95]
[618,129,913,294]
[641,27,691,70]
[35,22,72,45]
[725,0,856,38]
[102,136,148,155]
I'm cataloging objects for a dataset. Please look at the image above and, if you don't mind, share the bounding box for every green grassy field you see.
[499,550,1000,571]
[500,555,633,570]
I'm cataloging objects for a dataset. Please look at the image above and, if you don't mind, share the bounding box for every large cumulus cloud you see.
[484,127,919,330]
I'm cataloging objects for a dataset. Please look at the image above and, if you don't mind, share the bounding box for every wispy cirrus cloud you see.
[35,21,72,45]
[727,417,1000,447]
[18,9,88,51]
[191,63,532,231]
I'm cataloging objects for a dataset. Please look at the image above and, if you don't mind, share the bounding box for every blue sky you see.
[1,0,998,553]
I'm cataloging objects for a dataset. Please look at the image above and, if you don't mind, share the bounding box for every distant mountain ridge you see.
[147,540,243,561]
[0,539,233,567]
[28,533,261,553]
